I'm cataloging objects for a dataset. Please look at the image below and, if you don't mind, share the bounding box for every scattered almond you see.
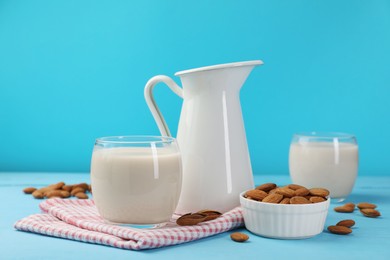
[327,225,352,235]
[32,190,44,199]
[71,187,85,196]
[176,213,208,226]
[62,185,73,192]
[334,203,355,213]
[46,190,70,199]
[360,208,381,218]
[336,219,355,228]
[23,181,92,200]
[357,202,377,210]
[75,192,88,199]
[196,210,222,221]
[230,232,249,242]
[23,187,37,194]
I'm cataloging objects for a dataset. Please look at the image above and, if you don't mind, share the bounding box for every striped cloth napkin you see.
[14,198,244,250]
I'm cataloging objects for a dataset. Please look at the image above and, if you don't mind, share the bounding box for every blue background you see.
[1,0,389,175]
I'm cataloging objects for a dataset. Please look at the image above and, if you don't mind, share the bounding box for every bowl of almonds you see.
[240,183,330,239]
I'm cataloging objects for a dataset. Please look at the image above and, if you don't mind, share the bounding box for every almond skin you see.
[75,192,89,199]
[196,210,222,221]
[71,187,85,196]
[334,203,355,213]
[294,188,310,196]
[336,219,355,228]
[32,190,44,199]
[309,196,326,203]
[255,183,277,192]
[262,193,283,203]
[275,187,295,198]
[245,189,268,201]
[23,187,37,194]
[279,198,290,204]
[73,183,89,191]
[176,213,207,226]
[360,208,381,218]
[287,184,306,190]
[290,196,311,204]
[230,232,249,242]
[46,190,70,198]
[309,188,330,197]
[328,225,352,235]
[357,202,377,209]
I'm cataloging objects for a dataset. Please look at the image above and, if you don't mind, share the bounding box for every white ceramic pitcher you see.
[144,60,263,214]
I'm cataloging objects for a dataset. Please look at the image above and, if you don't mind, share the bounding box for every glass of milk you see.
[90,136,182,226]
[289,132,358,202]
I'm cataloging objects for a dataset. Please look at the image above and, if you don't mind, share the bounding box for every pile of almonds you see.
[176,210,222,226]
[244,183,329,204]
[23,182,91,200]
[334,202,381,218]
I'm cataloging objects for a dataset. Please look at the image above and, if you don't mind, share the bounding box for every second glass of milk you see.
[90,136,182,226]
[289,132,358,202]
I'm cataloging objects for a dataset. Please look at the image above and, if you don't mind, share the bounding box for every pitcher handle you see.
[144,75,183,137]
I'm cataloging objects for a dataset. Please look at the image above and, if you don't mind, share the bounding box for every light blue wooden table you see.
[1,172,389,259]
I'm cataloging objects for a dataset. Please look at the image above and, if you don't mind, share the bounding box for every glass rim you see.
[95,135,176,144]
[293,132,356,139]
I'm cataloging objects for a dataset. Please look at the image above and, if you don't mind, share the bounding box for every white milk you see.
[289,142,358,199]
[90,147,182,224]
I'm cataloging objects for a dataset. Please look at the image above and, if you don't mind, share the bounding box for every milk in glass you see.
[289,141,358,199]
[91,146,182,224]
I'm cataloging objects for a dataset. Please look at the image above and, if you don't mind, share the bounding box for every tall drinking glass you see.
[289,132,358,202]
[90,136,182,226]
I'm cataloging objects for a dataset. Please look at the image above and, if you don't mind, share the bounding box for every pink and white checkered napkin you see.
[14,198,244,250]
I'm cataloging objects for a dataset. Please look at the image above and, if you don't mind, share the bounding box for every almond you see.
[309,196,326,203]
[309,188,330,197]
[290,196,311,204]
[336,219,355,228]
[245,189,268,201]
[327,225,352,235]
[357,202,377,210]
[230,232,249,242]
[176,213,207,226]
[23,187,37,194]
[275,187,295,198]
[294,187,310,196]
[46,190,70,198]
[255,183,277,192]
[75,192,88,199]
[262,193,283,203]
[334,203,355,213]
[32,190,44,199]
[196,210,222,221]
[62,185,73,192]
[287,184,306,190]
[71,187,85,196]
[279,198,290,204]
[360,208,381,218]
[73,183,89,191]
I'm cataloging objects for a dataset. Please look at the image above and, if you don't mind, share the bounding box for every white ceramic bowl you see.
[240,191,330,239]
